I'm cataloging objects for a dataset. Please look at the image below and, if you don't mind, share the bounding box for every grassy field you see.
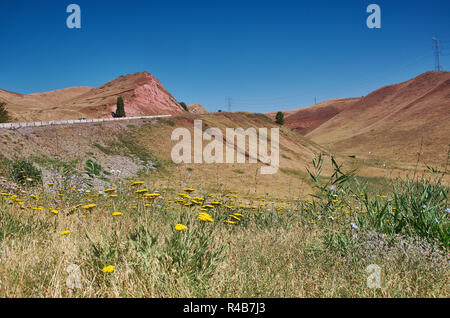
[0,155,448,297]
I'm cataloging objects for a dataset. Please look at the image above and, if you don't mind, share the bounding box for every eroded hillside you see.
[0,72,185,122]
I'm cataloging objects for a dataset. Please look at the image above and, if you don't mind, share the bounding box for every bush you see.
[275,112,284,125]
[84,159,102,178]
[0,102,11,123]
[84,159,110,187]
[9,159,42,186]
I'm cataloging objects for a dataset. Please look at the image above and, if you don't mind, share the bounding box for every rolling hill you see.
[280,98,361,135]
[0,72,185,122]
[279,71,450,165]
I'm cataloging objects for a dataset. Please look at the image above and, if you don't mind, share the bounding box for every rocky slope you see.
[1,72,185,122]
[186,104,208,114]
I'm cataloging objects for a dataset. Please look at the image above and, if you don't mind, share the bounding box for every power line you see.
[432,37,442,71]
[231,53,432,107]
[225,50,441,112]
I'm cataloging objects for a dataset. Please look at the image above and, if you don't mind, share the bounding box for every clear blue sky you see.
[1,0,449,113]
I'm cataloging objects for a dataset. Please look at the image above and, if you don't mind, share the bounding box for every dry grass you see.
[0,156,448,298]
[0,113,448,298]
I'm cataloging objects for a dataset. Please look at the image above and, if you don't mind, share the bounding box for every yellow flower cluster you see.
[102,265,115,273]
[175,224,187,231]
[198,212,214,223]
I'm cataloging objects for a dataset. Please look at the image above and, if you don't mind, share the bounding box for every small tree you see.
[0,102,11,123]
[275,111,284,125]
[179,102,188,112]
[115,96,126,118]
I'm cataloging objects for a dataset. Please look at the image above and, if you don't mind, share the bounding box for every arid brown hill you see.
[282,71,450,164]
[0,72,185,122]
[282,98,361,135]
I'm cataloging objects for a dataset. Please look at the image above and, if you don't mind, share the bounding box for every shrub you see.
[84,159,102,178]
[83,159,110,186]
[275,111,284,125]
[9,159,42,186]
[0,102,11,123]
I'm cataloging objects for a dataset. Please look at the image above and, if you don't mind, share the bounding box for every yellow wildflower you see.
[175,224,187,231]
[179,193,191,199]
[198,212,214,223]
[102,265,115,273]
[82,203,96,210]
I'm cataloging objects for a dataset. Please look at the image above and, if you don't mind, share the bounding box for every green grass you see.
[350,176,393,196]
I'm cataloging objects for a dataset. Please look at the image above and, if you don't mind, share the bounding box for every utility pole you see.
[314,96,317,104]
[227,97,232,113]
[432,37,442,71]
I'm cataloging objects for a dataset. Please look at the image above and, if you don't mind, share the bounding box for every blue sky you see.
[1,0,449,113]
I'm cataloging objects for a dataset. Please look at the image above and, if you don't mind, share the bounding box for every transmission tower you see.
[227,97,232,113]
[432,37,442,71]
